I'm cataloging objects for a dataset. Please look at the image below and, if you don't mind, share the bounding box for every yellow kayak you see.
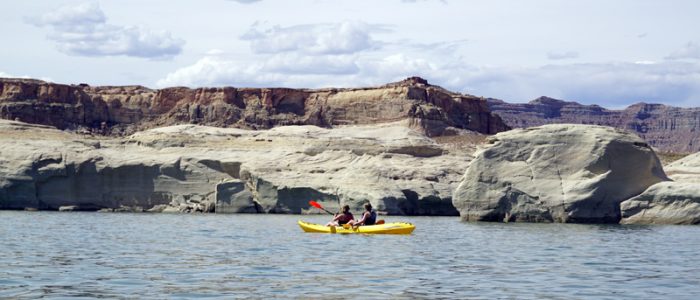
[298,220,415,234]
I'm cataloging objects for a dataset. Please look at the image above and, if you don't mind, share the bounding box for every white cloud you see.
[158,51,700,108]
[34,1,105,29]
[0,71,53,82]
[547,51,579,60]
[205,49,226,56]
[241,21,383,55]
[157,54,360,88]
[261,53,359,75]
[401,0,448,4]
[455,62,700,107]
[227,0,262,3]
[145,10,699,108]
[666,42,700,60]
[30,2,184,59]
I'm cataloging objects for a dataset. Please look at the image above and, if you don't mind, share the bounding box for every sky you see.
[1,0,700,107]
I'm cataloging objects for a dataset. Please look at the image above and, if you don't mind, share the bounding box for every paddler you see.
[347,203,377,226]
[326,204,354,226]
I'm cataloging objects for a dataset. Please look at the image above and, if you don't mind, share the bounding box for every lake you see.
[1,211,699,299]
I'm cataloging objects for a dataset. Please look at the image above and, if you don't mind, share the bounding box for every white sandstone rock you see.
[620,181,700,224]
[620,152,700,224]
[0,120,475,215]
[452,124,668,223]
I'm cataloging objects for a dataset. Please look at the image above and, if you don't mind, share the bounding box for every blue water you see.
[1,212,699,299]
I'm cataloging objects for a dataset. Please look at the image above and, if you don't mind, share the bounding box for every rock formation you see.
[452,124,669,223]
[488,97,700,153]
[3,76,700,224]
[0,77,508,137]
[0,119,478,215]
[620,152,700,224]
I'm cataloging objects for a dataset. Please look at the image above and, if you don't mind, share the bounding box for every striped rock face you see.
[0,77,508,137]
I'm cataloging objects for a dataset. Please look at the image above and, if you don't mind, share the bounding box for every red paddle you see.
[309,200,335,215]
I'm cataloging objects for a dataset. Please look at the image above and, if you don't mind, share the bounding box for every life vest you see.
[365,210,377,225]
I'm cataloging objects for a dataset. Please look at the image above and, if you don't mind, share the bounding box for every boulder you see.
[620,152,700,224]
[620,182,700,224]
[664,152,700,183]
[58,205,78,212]
[215,180,257,213]
[453,124,668,223]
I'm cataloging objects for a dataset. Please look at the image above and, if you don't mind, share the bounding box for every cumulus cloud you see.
[241,21,384,55]
[157,54,360,88]
[159,20,390,87]
[29,2,184,59]
[157,17,699,107]
[666,42,700,60]
[158,51,700,107]
[547,51,579,60]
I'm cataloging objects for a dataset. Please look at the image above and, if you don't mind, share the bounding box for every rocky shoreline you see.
[1,77,699,224]
[0,119,474,216]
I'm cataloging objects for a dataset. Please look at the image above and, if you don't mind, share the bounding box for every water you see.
[1,212,699,299]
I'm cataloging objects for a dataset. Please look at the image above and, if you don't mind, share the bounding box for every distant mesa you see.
[1,76,699,153]
[488,96,700,153]
[0,76,508,137]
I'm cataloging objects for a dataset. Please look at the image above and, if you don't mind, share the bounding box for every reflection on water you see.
[1,211,699,299]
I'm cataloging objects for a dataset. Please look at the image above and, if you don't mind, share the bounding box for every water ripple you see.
[1,212,699,299]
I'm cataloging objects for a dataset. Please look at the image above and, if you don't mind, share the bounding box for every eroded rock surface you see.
[0,119,476,215]
[452,124,668,223]
[0,77,508,137]
[620,152,700,224]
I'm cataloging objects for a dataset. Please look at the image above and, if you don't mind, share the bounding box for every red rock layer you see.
[0,77,508,136]
[488,97,700,153]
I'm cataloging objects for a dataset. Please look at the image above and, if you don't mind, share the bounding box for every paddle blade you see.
[309,200,334,215]
[309,200,322,209]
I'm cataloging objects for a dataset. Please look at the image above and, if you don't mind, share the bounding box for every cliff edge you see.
[0,77,509,137]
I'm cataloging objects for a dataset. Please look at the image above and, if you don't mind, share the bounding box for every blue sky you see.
[1,0,700,107]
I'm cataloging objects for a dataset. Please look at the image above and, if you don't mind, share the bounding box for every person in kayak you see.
[326,205,354,226]
[348,203,376,226]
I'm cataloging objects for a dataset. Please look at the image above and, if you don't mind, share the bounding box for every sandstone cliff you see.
[0,119,477,215]
[488,97,700,153]
[0,77,508,137]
